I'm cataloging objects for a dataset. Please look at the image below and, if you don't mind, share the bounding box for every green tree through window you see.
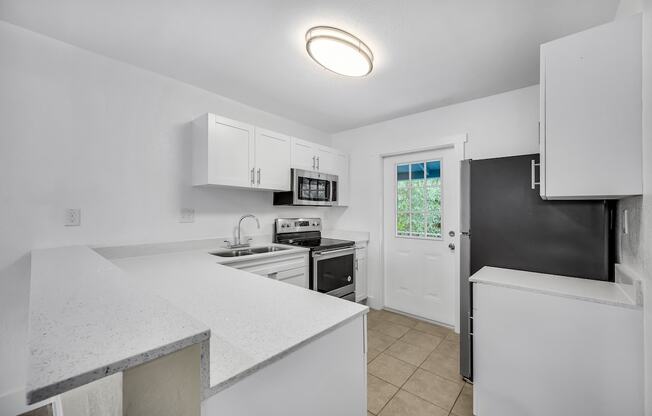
[396,160,442,238]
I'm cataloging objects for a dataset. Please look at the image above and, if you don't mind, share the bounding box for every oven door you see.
[293,169,339,206]
[313,247,355,298]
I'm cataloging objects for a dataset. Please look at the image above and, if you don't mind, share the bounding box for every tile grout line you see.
[448,384,466,416]
[369,332,455,415]
[368,310,463,415]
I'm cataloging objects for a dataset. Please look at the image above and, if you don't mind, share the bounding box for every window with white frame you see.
[396,160,442,239]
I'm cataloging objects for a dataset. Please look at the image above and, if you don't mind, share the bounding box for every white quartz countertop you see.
[27,246,210,404]
[323,229,370,245]
[103,240,368,397]
[470,266,641,309]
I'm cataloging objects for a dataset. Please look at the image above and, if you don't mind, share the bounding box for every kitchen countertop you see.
[27,246,210,404]
[323,229,370,245]
[109,241,368,397]
[470,266,641,309]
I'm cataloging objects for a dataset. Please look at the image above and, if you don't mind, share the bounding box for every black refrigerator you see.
[459,154,615,381]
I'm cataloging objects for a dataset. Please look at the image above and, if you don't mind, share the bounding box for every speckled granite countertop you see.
[28,239,367,404]
[27,246,210,404]
[323,229,370,245]
[107,240,368,397]
[470,266,642,309]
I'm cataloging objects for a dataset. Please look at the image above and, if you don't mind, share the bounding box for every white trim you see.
[379,133,467,333]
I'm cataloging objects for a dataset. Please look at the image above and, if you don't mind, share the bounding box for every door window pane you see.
[397,164,410,181]
[397,213,410,236]
[397,188,410,211]
[411,186,425,211]
[396,159,442,239]
[411,213,425,237]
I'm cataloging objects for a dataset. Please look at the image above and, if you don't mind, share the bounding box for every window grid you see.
[396,160,442,239]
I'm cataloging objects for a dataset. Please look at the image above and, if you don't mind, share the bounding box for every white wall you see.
[613,1,652,413]
[327,85,539,308]
[643,3,652,413]
[0,21,332,402]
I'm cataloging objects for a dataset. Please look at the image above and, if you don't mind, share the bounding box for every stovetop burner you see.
[274,218,355,251]
[284,237,354,251]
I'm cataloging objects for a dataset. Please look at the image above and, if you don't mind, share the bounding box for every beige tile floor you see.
[367,309,472,416]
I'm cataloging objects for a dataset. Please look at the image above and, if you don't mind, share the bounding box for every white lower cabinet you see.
[226,251,309,289]
[473,282,643,416]
[202,316,366,416]
[354,244,367,302]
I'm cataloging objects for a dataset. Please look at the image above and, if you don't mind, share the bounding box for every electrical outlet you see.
[64,208,81,226]
[180,208,195,223]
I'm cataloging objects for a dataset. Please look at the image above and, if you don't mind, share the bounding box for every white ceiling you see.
[0,0,619,133]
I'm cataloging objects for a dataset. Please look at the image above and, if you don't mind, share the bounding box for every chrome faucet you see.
[225,214,260,249]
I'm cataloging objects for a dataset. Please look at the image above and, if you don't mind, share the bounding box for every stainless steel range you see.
[274,218,356,301]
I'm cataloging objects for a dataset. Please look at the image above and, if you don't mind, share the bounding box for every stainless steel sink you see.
[249,246,289,254]
[210,249,254,257]
[210,245,289,258]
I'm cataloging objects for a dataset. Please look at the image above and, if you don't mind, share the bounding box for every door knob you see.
[448,243,456,250]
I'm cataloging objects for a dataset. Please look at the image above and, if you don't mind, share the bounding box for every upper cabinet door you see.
[291,138,318,171]
[540,15,642,199]
[254,128,292,191]
[333,151,350,206]
[315,146,340,174]
[193,114,254,187]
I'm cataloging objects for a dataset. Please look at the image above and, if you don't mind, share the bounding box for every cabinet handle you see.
[538,121,541,145]
[316,156,320,170]
[257,168,261,185]
[312,156,316,170]
[250,168,255,185]
[531,159,540,190]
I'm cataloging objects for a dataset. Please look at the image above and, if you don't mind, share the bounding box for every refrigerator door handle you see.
[531,159,541,190]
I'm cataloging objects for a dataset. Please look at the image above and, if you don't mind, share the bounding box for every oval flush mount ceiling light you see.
[305,26,374,77]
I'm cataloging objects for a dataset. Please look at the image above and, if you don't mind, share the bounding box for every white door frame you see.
[379,134,468,333]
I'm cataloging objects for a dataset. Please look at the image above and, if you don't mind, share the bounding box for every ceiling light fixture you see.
[305,26,373,77]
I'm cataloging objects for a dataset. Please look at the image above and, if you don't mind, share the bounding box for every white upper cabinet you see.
[315,145,340,174]
[193,113,255,188]
[254,128,291,191]
[332,151,350,206]
[290,138,350,206]
[193,114,291,191]
[291,137,319,171]
[539,15,642,199]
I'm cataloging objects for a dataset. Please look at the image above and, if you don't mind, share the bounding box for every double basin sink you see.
[210,245,290,258]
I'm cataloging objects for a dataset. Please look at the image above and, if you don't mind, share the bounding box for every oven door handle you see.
[313,247,356,258]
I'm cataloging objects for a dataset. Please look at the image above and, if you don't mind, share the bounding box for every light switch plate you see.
[64,208,81,226]
[180,208,195,223]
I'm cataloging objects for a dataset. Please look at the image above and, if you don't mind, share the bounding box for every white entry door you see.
[383,147,459,325]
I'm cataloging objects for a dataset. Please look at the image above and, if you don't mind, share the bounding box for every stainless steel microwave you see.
[273,169,339,206]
